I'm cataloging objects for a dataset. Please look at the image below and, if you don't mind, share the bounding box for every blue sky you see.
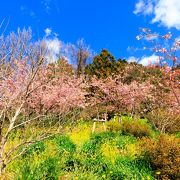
[0,0,180,65]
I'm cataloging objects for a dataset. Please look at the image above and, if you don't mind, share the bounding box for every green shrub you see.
[141,134,180,180]
[18,162,31,180]
[105,156,154,180]
[115,135,136,149]
[107,119,122,132]
[107,117,152,138]
[18,157,59,180]
[23,141,45,157]
[55,135,76,154]
[35,157,59,179]
[121,119,152,138]
[82,154,108,174]
[82,132,115,154]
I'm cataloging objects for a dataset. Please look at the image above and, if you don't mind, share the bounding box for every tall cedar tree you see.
[85,49,127,78]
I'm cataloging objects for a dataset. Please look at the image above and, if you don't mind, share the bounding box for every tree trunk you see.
[0,160,6,176]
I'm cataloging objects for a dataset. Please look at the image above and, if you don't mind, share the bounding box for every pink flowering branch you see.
[137,28,180,109]
[137,28,180,67]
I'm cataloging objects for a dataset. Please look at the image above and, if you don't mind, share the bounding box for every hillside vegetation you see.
[0,29,179,180]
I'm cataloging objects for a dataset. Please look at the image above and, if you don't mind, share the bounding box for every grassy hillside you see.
[3,117,179,180]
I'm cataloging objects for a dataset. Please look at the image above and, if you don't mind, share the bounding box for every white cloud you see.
[41,0,51,13]
[45,28,52,37]
[152,0,180,29]
[20,5,36,19]
[45,38,62,63]
[127,54,160,66]
[127,56,138,63]
[134,0,154,15]
[134,0,180,29]
[134,0,145,14]
[41,0,59,14]
[139,54,160,66]
[174,36,180,50]
[127,46,147,52]
[175,36,180,42]
[44,29,71,63]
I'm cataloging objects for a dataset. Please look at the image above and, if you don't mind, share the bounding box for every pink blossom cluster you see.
[137,28,180,66]
[88,76,152,113]
[0,60,86,116]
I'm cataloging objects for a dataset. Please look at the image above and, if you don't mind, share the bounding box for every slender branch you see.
[12,115,45,130]
[5,133,58,165]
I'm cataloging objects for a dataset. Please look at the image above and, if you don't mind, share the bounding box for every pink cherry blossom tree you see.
[137,28,180,67]
[0,57,47,174]
[0,57,86,174]
[0,31,86,174]
[87,76,152,117]
[137,28,180,110]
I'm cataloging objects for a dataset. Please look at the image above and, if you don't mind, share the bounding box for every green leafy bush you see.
[107,119,122,132]
[55,135,76,154]
[8,129,156,180]
[141,135,180,180]
[82,132,115,154]
[107,117,152,138]
[108,157,154,180]
[115,135,136,149]
[19,157,59,180]
[23,141,45,157]
[121,119,152,138]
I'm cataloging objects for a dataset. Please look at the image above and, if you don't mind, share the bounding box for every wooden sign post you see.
[92,113,107,133]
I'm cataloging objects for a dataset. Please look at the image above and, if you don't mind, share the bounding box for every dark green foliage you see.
[82,132,116,154]
[115,135,136,149]
[123,63,163,84]
[85,49,127,78]
[23,141,45,158]
[12,129,156,180]
[18,162,31,180]
[82,154,108,174]
[105,157,153,180]
[34,158,58,180]
[19,157,59,180]
[54,135,76,154]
